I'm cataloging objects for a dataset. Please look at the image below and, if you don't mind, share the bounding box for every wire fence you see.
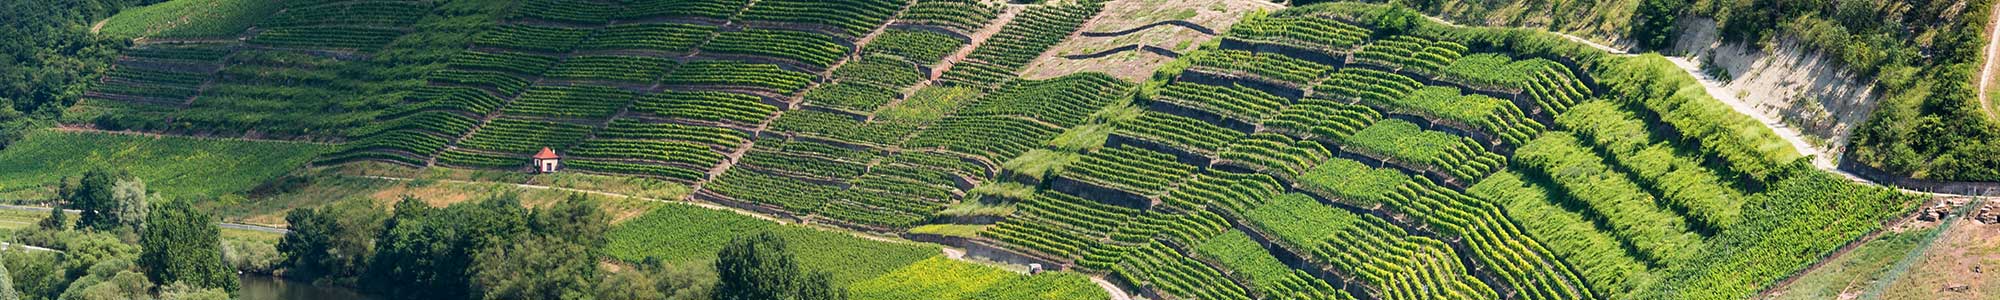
[1858,195,1988,299]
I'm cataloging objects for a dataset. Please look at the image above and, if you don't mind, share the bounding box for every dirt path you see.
[1661,57,1834,169]
[1980,0,2000,120]
[1438,16,1849,173]
[1564,34,1625,55]
[2,242,59,253]
[1092,276,1135,300]
[1446,16,1877,185]
[52,126,337,145]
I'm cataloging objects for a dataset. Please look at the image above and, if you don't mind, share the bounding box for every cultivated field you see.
[0,129,328,200]
[3,0,1962,299]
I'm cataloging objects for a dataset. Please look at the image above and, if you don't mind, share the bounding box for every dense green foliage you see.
[61,170,151,235]
[0,252,15,300]
[1629,0,1685,49]
[2,173,238,300]
[1846,0,2000,181]
[275,198,387,285]
[137,201,236,292]
[711,233,848,300]
[270,194,635,300]
[0,0,134,148]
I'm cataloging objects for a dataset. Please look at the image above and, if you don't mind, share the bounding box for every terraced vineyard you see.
[56,1,1935,299]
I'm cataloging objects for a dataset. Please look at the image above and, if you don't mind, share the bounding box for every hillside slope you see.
[1,1,1957,300]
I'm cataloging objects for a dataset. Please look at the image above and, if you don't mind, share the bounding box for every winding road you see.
[0,204,290,234]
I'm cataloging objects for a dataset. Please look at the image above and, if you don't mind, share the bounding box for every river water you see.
[237,275,378,300]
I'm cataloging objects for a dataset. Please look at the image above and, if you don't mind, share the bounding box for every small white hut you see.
[532,147,560,173]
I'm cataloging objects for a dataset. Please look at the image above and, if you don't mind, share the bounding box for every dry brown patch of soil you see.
[1018,0,1274,82]
[1882,207,2000,300]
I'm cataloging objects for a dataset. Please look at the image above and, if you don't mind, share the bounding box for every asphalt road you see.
[0,204,289,234]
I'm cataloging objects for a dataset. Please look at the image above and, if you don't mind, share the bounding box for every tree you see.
[2,249,64,300]
[473,194,614,300]
[532,194,610,248]
[0,0,133,148]
[68,170,118,232]
[1370,6,1421,37]
[363,199,450,299]
[0,251,17,300]
[59,269,152,300]
[599,259,714,300]
[36,204,66,231]
[138,201,237,293]
[66,170,149,234]
[365,195,528,299]
[157,282,230,300]
[276,207,334,280]
[793,272,845,300]
[713,233,799,300]
[108,177,151,234]
[276,198,390,283]
[274,197,388,284]
[596,269,666,300]
[709,233,846,300]
[472,236,598,300]
[1631,0,1686,50]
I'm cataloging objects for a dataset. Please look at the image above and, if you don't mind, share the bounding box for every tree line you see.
[276,192,850,300]
[1,169,856,300]
[0,0,152,149]
[3,169,234,300]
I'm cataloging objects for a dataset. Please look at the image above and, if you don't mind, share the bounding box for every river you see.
[237,275,378,300]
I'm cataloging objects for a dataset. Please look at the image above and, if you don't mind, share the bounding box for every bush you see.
[1630,0,1685,50]
[222,239,281,275]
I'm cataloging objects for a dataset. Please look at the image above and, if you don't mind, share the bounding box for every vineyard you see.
[47,0,1940,299]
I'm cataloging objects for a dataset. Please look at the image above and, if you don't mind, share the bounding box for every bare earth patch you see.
[1668,17,1881,165]
[1881,201,2000,300]
[1018,0,1275,82]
